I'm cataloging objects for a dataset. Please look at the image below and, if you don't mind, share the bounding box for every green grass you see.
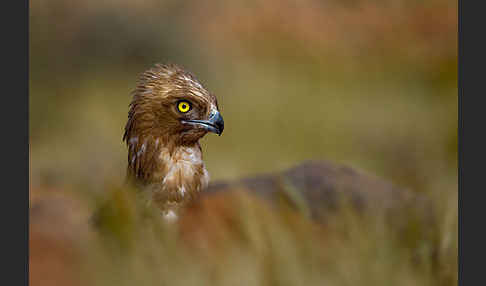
[78,183,456,286]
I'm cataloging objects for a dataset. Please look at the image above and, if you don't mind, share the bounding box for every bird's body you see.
[123,63,223,218]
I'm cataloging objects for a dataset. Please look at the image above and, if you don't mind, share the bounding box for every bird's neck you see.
[127,135,209,213]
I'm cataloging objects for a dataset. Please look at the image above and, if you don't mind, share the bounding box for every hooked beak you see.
[182,110,224,136]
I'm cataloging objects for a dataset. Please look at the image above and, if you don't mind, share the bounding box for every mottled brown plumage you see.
[123,63,224,218]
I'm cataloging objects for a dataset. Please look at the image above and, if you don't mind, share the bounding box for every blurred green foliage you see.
[81,184,456,286]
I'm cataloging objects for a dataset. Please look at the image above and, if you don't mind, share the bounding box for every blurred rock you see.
[204,160,421,220]
[180,160,435,252]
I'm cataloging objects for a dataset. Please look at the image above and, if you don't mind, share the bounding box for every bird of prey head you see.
[123,63,224,218]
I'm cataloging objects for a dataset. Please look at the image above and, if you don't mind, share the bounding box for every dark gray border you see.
[1,0,29,285]
[459,0,484,285]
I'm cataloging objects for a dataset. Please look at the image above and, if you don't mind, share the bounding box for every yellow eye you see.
[177,101,191,113]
